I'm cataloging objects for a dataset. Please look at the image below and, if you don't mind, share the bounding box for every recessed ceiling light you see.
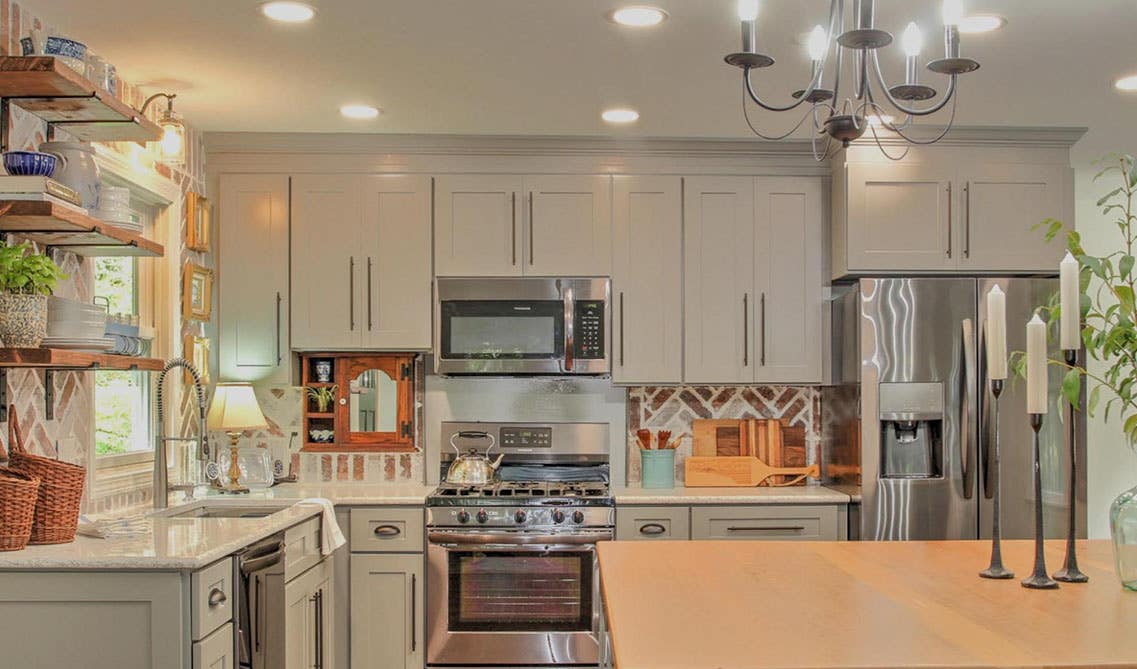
[340,104,381,120]
[260,1,315,23]
[1115,75,1137,92]
[602,108,640,124]
[958,14,1006,34]
[606,6,669,27]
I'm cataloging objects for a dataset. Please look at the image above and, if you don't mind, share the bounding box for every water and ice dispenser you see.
[878,382,944,479]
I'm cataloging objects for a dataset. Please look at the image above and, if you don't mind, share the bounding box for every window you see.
[94,255,152,460]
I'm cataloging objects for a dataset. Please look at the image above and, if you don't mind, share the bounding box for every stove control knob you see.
[456,510,471,524]
[572,510,585,524]
[552,509,566,524]
[475,510,488,524]
[514,510,527,524]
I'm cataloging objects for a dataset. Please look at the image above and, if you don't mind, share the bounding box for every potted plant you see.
[1030,154,1137,590]
[0,242,68,348]
[306,385,337,413]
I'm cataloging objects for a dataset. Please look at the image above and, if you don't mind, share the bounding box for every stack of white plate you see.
[44,297,113,350]
[93,186,141,231]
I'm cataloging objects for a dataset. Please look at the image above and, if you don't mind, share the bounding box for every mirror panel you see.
[349,368,398,433]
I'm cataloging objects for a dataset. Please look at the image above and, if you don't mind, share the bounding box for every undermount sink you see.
[161,502,291,519]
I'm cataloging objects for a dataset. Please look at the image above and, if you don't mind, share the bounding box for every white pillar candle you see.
[1026,313,1048,414]
[986,285,1008,380]
[1060,251,1080,350]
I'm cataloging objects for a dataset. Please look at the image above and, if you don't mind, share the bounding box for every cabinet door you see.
[351,554,423,669]
[219,175,291,383]
[611,176,683,384]
[525,175,612,276]
[683,177,754,384]
[285,560,334,669]
[754,177,825,383]
[957,164,1070,273]
[434,175,523,276]
[361,175,433,349]
[193,622,235,669]
[845,163,955,271]
[291,175,362,349]
[690,505,841,541]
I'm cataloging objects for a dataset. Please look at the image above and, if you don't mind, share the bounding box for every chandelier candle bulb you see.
[986,285,1008,381]
[738,0,758,53]
[901,22,922,84]
[1060,252,1081,350]
[808,25,828,64]
[1026,314,1048,415]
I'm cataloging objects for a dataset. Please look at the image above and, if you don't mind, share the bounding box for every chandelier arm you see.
[811,129,835,162]
[741,0,841,114]
[875,92,960,146]
[829,0,846,104]
[869,49,958,117]
[741,88,815,140]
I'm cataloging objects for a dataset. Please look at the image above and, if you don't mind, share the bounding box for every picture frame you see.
[186,191,212,253]
[182,262,214,322]
[183,335,211,385]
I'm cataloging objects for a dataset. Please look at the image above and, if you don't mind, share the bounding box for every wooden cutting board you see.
[684,457,819,487]
[690,418,808,485]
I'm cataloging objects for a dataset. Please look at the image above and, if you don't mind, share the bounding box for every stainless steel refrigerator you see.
[822,278,1087,541]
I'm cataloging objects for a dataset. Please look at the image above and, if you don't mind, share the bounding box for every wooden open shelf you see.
[0,348,164,371]
[0,57,162,142]
[0,199,163,257]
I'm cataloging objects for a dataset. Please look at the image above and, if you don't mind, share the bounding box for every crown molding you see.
[846,125,1088,149]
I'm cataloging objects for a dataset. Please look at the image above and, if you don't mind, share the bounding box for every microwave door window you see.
[441,301,564,359]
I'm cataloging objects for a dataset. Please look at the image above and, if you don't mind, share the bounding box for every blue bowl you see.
[3,151,58,177]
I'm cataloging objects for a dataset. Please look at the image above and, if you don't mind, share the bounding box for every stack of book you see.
[0,176,85,211]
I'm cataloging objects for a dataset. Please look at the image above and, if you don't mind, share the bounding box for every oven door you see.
[426,529,611,667]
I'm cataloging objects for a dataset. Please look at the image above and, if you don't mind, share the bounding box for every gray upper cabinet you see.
[832,145,1073,278]
[612,176,683,385]
[525,175,612,276]
[435,175,524,277]
[219,174,291,384]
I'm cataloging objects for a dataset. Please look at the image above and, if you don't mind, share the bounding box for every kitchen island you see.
[598,540,1133,669]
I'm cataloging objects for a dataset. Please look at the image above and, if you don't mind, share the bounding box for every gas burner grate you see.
[433,480,610,499]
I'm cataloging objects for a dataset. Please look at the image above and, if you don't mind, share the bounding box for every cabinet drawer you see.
[691,505,839,541]
[615,506,690,541]
[350,507,424,553]
[191,558,234,641]
[285,516,322,582]
[193,621,235,669]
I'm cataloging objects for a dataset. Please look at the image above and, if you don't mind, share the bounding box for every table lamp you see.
[207,383,268,494]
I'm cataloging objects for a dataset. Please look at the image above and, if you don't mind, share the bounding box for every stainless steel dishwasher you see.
[237,533,286,669]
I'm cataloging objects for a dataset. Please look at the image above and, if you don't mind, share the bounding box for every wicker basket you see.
[6,407,85,545]
[0,467,39,551]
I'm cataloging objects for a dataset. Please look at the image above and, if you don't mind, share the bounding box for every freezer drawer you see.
[691,505,841,541]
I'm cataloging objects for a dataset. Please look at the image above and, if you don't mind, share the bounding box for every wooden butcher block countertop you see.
[597,540,1133,669]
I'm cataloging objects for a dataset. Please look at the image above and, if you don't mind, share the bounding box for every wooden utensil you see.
[657,430,671,451]
[636,429,653,450]
[685,456,820,487]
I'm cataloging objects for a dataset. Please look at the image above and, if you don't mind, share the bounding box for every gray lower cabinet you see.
[350,554,424,669]
[690,505,844,541]
[286,557,335,669]
[194,622,237,669]
[615,506,690,540]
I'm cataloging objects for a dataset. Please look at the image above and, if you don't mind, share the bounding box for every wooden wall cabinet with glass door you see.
[301,353,416,452]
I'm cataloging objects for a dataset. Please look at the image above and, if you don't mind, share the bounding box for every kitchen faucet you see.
[154,357,209,510]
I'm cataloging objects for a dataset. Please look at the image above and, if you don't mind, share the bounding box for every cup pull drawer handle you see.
[638,523,667,536]
[374,524,402,538]
[207,587,228,608]
[726,525,806,533]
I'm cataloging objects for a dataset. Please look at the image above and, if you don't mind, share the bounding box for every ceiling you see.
[30,0,1137,141]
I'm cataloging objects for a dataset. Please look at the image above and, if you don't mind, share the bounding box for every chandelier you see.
[726,0,980,160]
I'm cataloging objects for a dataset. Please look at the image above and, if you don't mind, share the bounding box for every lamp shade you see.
[207,383,268,432]
[157,109,186,166]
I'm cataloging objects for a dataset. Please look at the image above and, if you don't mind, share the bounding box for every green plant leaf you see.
[1061,368,1082,409]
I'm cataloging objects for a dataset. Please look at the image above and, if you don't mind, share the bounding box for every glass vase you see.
[1110,484,1137,591]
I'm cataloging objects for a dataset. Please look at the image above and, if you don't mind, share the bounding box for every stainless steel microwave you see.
[434,277,610,376]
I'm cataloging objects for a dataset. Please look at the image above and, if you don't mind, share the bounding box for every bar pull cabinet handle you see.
[964,182,971,259]
[410,573,417,653]
[760,292,767,367]
[311,589,324,669]
[349,256,355,331]
[373,524,402,538]
[619,291,625,367]
[207,587,227,608]
[366,257,373,331]
[275,291,282,365]
[638,522,667,536]
[726,525,806,533]
[960,319,976,500]
[528,192,535,265]
[742,294,749,367]
[511,191,518,266]
[946,182,953,258]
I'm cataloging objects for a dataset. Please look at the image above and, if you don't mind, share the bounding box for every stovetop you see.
[428,480,612,507]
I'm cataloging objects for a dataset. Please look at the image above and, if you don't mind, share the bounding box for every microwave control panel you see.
[573,301,605,359]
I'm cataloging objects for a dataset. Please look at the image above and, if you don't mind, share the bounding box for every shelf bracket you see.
[0,369,7,422]
[43,369,54,420]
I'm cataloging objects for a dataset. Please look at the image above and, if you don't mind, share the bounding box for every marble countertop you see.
[612,485,851,505]
[262,482,435,505]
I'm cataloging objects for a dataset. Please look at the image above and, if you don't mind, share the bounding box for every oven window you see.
[440,300,564,360]
[448,550,593,632]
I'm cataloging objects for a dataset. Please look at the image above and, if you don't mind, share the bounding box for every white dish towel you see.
[299,498,347,555]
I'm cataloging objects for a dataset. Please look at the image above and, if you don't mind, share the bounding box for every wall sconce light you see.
[140,92,186,166]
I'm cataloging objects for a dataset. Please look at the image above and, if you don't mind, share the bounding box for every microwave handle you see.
[562,283,574,372]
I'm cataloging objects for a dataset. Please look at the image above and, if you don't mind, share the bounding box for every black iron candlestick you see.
[980,379,1014,579]
[1022,413,1059,589]
[1053,349,1089,583]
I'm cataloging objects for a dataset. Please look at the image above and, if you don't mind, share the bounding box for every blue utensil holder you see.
[641,449,675,489]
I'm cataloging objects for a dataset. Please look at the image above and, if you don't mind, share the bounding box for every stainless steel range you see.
[426,421,613,668]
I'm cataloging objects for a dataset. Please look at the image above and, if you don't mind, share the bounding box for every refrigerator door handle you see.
[960,319,977,500]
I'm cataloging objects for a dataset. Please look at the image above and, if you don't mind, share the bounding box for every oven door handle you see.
[428,530,612,546]
[562,282,575,372]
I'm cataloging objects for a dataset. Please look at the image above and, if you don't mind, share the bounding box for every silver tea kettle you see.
[446,431,504,485]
